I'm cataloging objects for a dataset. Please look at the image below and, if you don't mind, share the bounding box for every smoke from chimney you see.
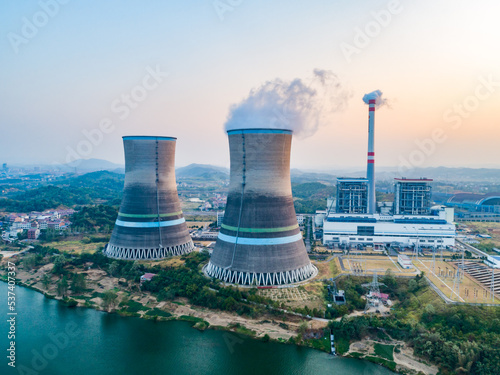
[362,89,388,108]
[224,69,352,138]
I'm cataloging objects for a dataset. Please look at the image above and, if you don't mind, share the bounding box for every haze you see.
[1,0,499,170]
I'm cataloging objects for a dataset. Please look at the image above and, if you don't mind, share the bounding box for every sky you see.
[1,0,499,172]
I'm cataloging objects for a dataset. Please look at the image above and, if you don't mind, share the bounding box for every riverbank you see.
[0,250,440,374]
[0,256,326,342]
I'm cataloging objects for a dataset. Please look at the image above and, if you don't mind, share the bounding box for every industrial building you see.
[394,178,432,215]
[336,178,368,214]
[398,254,412,269]
[322,94,456,249]
[447,192,500,222]
[105,136,194,260]
[205,129,315,286]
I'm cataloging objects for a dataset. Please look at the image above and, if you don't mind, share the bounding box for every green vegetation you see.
[373,343,394,361]
[292,182,334,214]
[228,323,256,337]
[476,241,496,253]
[364,356,397,372]
[334,337,350,355]
[328,273,500,374]
[0,171,123,212]
[70,205,118,233]
[145,308,172,318]
[102,290,118,311]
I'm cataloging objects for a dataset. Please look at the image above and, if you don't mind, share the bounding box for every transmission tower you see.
[451,267,461,301]
[362,272,386,313]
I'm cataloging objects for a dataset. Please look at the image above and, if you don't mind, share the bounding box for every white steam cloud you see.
[224,69,352,138]
[362,89,388,108]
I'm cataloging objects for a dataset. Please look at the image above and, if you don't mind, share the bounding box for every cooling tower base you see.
[105,241,194,260]
[204,261,317,286]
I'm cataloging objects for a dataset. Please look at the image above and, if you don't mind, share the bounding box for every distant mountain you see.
[176,164,229,180]
[290,169,338,184]
[64,158,124,172]
[374,167,500,182]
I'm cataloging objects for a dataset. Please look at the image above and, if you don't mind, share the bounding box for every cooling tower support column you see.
[205,129,316,286]
[367,99,376,214]
[105,136,194,260]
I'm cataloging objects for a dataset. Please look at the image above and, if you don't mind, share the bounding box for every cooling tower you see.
[205,129,315,286]
[105,136,194,260]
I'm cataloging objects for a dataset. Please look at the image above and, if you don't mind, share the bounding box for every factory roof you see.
[394,178,433,182]
[337,177,369,182]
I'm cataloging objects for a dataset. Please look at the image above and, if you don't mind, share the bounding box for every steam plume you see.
[362,90,388,108]
[224,69,352,138]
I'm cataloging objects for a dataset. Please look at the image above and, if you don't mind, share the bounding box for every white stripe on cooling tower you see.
[115,218,185,228]
[217,232,303,245]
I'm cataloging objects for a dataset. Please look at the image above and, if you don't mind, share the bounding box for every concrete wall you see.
[207,129,314,285]
[106,136,193,260]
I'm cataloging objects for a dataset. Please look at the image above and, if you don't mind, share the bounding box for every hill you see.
[0,171,124,212]
[176,164,229,181]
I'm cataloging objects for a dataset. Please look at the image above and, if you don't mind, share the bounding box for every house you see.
[28,228,40,240]
[140,273,157,283]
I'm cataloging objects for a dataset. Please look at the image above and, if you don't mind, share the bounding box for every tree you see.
[52,254,67,275]
[222,296,237,311]
[71,273,86,294]
[108,261,120,277]
[408,279,419,293]
[383,269,397,289]
[41,273,51,290]
[102,290,118,312]
[57,276,69,298]
[297,321,308,335]
[23,253,38,270]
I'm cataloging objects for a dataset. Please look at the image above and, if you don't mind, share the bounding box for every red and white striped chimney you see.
[367,98,376,214]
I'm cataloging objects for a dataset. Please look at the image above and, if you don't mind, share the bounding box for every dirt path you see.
[346,338,438,375]
[167,302,300,339]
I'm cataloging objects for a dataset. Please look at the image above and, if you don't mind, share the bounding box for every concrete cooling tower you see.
[105,136,194,260]
[205,129,316,285]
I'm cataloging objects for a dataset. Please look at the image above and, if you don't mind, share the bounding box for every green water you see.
[1,282,395,374]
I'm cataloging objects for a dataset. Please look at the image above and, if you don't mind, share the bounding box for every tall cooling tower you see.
[105,136,194,260]
[205,129,315,285]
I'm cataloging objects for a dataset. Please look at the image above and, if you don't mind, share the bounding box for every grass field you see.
[139,256,186,268]
[44,240,105,254]
[462,221,500,250]
[180,201,203,211]
[344,255,417,275]
[373,343,394,361]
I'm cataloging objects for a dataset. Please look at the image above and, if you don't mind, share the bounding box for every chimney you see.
[367,99,376,214]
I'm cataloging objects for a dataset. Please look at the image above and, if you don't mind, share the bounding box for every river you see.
[0,282,395,375]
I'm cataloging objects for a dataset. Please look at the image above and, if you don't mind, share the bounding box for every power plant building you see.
[105,136,194,260]
[205,129,315,286]
[322,92,456,249]
[394,178,432,215]
[336,178,368,214]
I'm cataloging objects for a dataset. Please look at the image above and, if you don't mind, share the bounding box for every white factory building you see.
[320,95,456,250]
[322,178,456,249]
[322,209,456,249]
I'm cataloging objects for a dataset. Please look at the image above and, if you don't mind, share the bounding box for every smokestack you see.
[105,136,194,260]
[205,129,315,286]
[367,98,376,214]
